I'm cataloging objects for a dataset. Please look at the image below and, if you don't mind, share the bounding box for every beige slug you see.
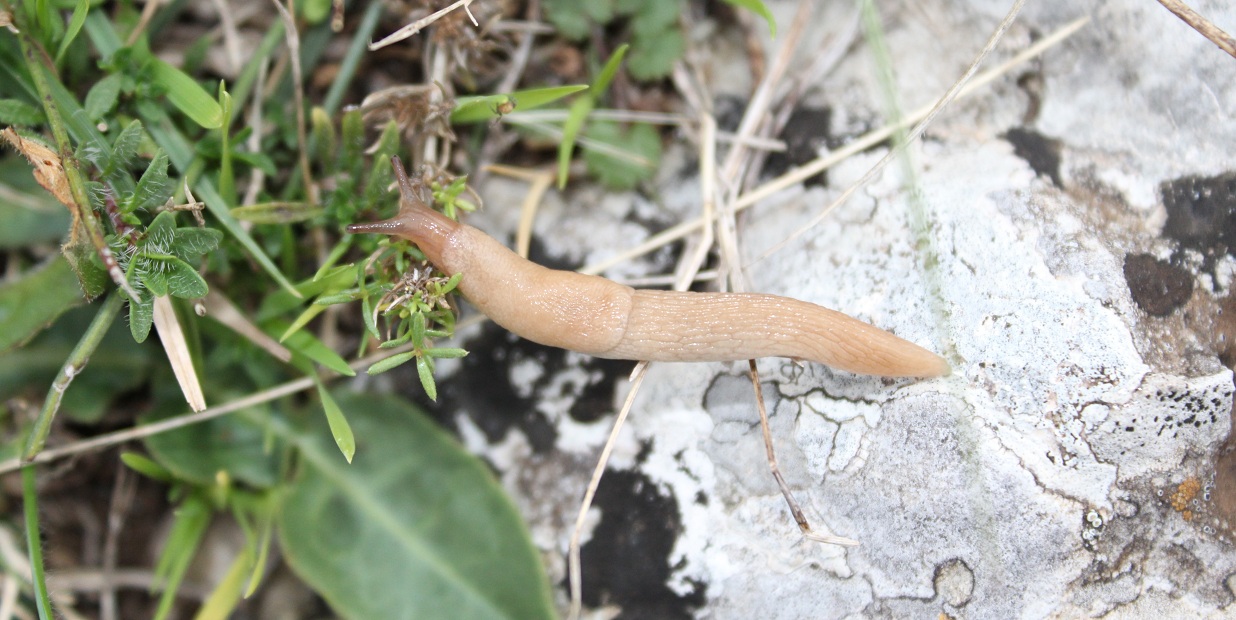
[348,158,949,378]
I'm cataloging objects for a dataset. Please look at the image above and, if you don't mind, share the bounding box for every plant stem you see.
[9,4,139,299]
[22,466,55,620]
[23,292,125,462]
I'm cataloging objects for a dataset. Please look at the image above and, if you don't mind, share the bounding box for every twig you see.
[568,362,649,620]
[99,463,136,620]
[1154,0,1236,59]
[748,361,858,546]
[370,0,478,51]
[269,0,317,205]
[496,0,539,94]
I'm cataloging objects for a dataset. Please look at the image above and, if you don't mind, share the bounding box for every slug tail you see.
[346,156,459,263]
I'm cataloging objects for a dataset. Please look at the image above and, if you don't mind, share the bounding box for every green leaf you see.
[315,380,355,463]
[582,120,662,189]
[129,150,173,213]
[193,549,253,620]
[423,347,467,359]
[628,0,681,38]
[0,99,45,125]
[120,451,174,483]
[54,0,91,64]
[169,227,223,262]
[592,44,629,99]
[416,356,436,401]
[84,73,122,121]
[542,0,597,39]
[366,351,417,375]
[273,321,356,377]
[277,391,555,620]
[111,118,144,171]
[150,59,224,129]
[628,28,684,81]
[229,202,324,224]
[129,291,154,342]
[62,240,110,300]
[557,97,593,189]
[140,396,281,488]
[450,85,589,124]
[163,256,209,298]
[153,494,211,620]
[723,0,776,36]
[0,256,86,352]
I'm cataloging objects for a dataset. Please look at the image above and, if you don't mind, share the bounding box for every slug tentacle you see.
[350,157,950,378]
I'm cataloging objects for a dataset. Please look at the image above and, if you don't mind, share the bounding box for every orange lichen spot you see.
[1168,477,1201,514]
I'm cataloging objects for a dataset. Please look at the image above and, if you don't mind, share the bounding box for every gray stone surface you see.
[454,0,1236,617]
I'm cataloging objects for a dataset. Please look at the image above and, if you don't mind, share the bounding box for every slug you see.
[348,157,950,378]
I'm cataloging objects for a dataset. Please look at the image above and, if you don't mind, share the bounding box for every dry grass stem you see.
[1155,0,1236,59]
[568,362,649,620]
[370,0,478,51]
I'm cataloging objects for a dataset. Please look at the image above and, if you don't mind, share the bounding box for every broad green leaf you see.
[278,391,555,620]
[0,98,45,125]
[0,256,85,352]
[150,59,224,129]
[628,28,684,81]
[628,0,680,38]
[315,380,355,463]
[140,393,280,488]
[582,120,661,189]
[451,85,589,124]
[723,0,776,36]
[84,73,122,121]
[542,0,595,39]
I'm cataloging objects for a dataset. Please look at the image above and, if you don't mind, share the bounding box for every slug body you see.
[350,158,949,378]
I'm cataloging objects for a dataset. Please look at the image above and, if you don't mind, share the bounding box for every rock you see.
[449,0,1236,617]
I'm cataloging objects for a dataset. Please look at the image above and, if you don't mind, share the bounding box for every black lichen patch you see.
[763,106,832,187]
[437,322,629,452]
[1161,172,1236,256]
[438,323,559,452]
[1133,382,1225,442]
[1123,253,1194,317]
[577,469,704,618]
[1004,127,1063,187]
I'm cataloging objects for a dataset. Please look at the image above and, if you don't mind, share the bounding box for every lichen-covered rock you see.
[446,0,1236,617]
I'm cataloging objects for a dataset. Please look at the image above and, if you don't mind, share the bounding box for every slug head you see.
[346,156,458,264]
